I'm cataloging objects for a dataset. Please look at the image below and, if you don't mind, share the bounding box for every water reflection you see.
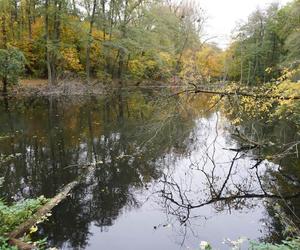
[0,90,299,249]
[228,118,300,244]
[157,113,300,221]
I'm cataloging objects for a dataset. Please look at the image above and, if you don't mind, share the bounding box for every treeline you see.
[0,0,299,89]
[224,0,300,84]
[0,0,208,86]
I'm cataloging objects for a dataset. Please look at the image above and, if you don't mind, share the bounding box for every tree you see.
[0,0,10,49]
[195,44,224,82]
[84,0,99,83]
[0,47,26,93]
[226,0,300,85]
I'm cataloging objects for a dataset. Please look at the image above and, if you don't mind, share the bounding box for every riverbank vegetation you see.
[0,197,48,249]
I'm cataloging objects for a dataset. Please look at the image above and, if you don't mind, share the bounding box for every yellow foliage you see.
[128,52,175,79]
[31,18,44,39]
[277,67,300,82]
[272,80,300,122]
[179,45,224,83]
[90,43,108,71]
[129,59,146,78]
[196,45,224,80]
[179,48,200,82]
[92,30,108,42]
[29,225,38,234]
[61,48,83,72]
[221,79,300,126]
[158,52,174,66]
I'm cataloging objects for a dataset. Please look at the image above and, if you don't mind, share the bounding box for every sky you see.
[201,0,291,49]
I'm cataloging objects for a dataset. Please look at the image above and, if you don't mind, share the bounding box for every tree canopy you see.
[224,0,300,84]
[0,0,207,85]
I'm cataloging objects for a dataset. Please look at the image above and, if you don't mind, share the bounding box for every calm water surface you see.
[0,89,299,249]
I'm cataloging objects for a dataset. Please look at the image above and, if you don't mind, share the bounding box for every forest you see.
[0,0,300,250]
[0,0,299,89]
[0,0,204,88]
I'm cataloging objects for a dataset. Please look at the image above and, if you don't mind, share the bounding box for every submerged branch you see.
[9,181,78,249]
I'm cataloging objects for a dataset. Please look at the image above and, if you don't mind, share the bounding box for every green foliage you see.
[0,196,48,236]
[0,237,17,250]
[226,0,300,84]
[200,241,213,249]
[197,237,300,249]
[0,47,26,86]
[250,238,300,250]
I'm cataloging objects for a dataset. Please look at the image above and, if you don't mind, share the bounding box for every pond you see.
[0,88,299,249]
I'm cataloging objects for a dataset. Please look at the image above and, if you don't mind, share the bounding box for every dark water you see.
[0,89,299,249]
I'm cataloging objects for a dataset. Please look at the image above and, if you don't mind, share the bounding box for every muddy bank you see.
[9,79,106,97]
[2,78,177,98]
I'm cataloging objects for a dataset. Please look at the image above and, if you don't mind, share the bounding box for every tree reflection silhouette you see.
[0,90,196,248]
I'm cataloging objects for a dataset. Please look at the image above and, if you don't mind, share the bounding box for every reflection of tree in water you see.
[0,90,198,248]
[234,119,300,244]
[262,156,300,243]
[156,98,300,245]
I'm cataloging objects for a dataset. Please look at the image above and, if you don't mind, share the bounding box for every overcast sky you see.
[201,0,291,48]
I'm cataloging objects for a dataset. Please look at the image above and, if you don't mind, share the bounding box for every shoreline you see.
[11,78,106,98]
[2,78,183,98]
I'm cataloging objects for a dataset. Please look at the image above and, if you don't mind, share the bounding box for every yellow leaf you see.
[29,225,38,234]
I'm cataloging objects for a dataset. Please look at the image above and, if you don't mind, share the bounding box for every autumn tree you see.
[226,0,300,84]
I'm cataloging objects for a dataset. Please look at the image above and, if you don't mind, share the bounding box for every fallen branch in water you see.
[171,87,300,100]
[232,129,264,147]
[8,181,78,249]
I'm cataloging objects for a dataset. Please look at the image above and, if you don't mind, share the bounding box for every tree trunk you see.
[175,33,189,75]
[117,0,130,85]
[50,0,62,85]
[72,0,77,15]
[240,45,243,84]
[102,0,106,40]
[86,0,97,84]
[2,15,8,49]
[2,15,8,94]
[109,0,114,41]
[26,0,33,40]
[10,0,18,39]
[247,61,251,85]
[117,48,125,83]
[2,76,8,94]
[45,0,52,85]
